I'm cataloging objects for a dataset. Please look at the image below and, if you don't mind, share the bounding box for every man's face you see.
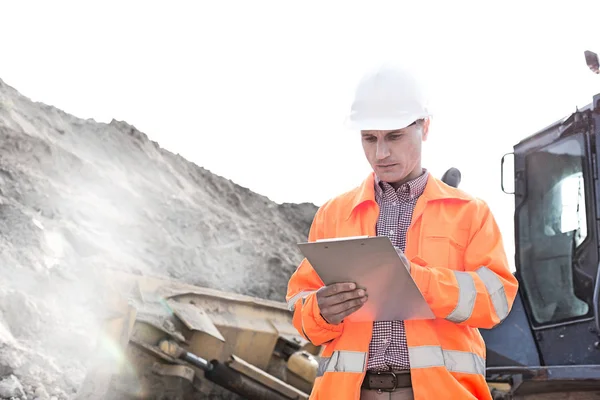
[361,119,429,185]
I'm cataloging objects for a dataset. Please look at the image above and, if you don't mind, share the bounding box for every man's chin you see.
[376,169,405,183]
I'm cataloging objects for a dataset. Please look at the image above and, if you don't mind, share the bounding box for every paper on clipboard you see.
[297,236,435,322]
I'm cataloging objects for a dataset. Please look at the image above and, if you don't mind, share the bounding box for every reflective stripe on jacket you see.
[286,173,519,400]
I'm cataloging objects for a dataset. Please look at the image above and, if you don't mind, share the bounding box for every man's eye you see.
[389,135,401,140]
[363,136,376,142]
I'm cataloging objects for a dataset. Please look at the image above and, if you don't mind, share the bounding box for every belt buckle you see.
[375,370,397,393]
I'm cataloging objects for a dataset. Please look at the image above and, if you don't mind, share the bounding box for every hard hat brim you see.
[344,114,429,131]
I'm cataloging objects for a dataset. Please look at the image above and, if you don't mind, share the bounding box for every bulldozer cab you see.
[505,98,598,360]
[481,51,600,398]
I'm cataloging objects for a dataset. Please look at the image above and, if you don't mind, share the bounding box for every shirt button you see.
[392,201,397,206]
[389,230,394,235]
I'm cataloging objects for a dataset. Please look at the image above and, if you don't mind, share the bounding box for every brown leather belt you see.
[362,370,412,391]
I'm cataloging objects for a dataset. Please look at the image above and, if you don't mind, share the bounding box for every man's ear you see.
[421,118,431,141]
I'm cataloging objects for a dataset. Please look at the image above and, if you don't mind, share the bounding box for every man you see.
[286,62,519,400]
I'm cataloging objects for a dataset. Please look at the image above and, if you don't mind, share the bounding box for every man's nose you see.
[376,140,390,160]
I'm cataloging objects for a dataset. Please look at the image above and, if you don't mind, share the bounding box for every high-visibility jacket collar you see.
[347,172,472,221]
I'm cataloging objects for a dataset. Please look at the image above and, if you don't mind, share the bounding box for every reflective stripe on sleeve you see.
[476,266,510,322]
[445,267,510,324]
[409,345,485,375]
[316,350,367,377]
[287,290,317,311]
[445,271,477,323]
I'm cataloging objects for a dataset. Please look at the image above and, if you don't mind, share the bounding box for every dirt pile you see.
[0,78,317,399]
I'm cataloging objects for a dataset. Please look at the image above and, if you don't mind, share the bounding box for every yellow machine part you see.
[78,269,322,399]
[286,351,319,395]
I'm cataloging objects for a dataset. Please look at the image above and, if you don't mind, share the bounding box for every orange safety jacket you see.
[286,173,519,400]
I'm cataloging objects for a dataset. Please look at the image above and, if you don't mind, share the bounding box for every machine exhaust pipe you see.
[204,359,294,400]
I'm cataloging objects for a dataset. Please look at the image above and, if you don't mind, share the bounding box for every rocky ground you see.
[0,78,317,399]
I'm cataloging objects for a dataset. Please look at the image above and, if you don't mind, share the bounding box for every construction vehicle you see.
[480,50,600,399]
[75,51,600,400]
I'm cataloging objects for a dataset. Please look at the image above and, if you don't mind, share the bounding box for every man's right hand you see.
[316,282,367,325]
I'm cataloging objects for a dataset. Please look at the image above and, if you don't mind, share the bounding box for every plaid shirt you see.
[367,169,429,371]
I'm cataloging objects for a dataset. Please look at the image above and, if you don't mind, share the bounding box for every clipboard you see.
[297,236,435,322]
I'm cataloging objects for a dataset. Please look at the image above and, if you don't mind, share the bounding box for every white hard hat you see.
[346,62,432,131]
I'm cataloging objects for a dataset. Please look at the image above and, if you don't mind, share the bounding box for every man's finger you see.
[320,289,366,308]
[323,295,367,316]
[329,303,365,324]
[322,296,367,324]
[320,282,357,297]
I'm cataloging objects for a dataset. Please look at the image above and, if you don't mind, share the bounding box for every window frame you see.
[516,131,596,330]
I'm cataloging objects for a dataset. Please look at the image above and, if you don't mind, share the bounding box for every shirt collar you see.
[374,169,429,200]
[345,170,472,221]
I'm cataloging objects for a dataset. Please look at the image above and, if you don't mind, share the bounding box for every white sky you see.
[1,0,600,267]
